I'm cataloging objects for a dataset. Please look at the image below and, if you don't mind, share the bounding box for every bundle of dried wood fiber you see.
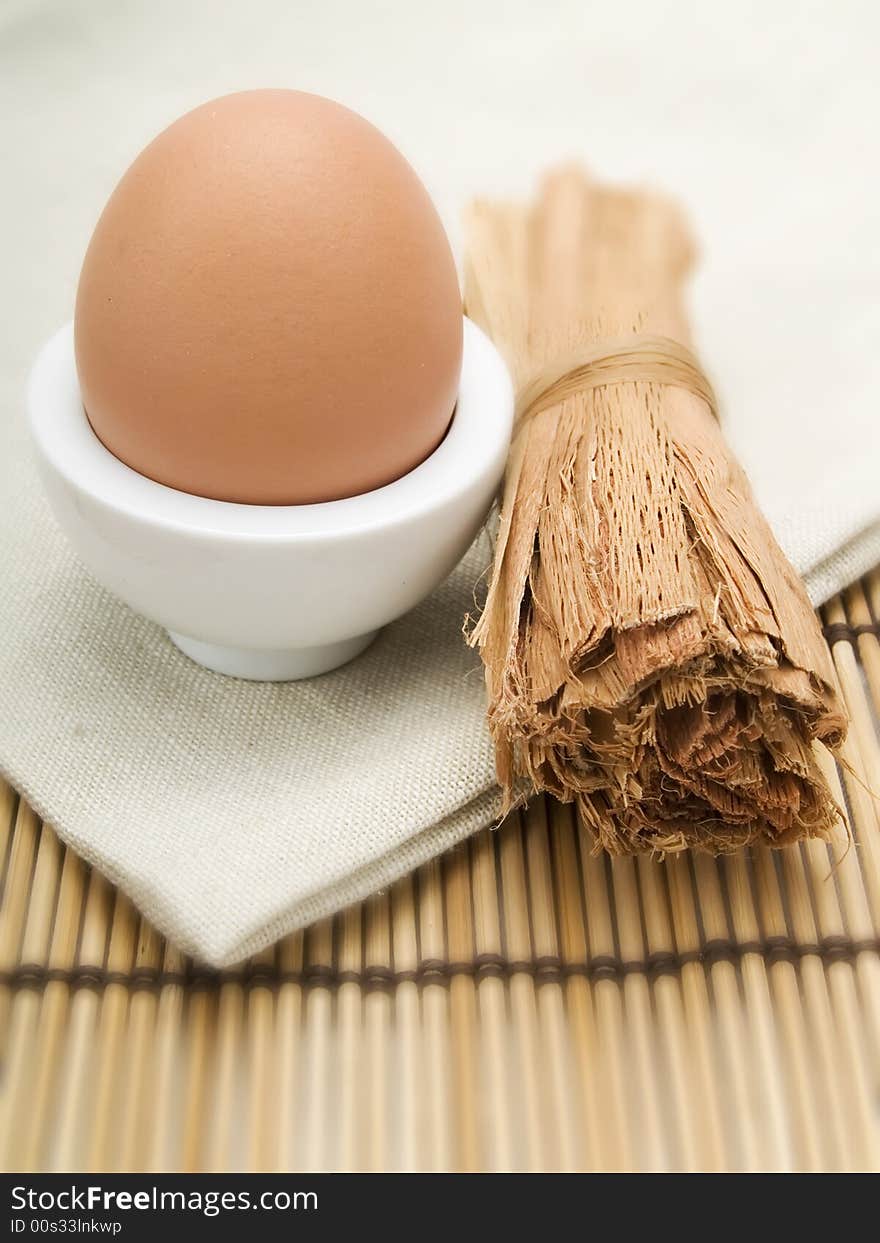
[464,168,846,853]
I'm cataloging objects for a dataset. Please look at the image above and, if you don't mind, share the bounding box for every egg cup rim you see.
[28,316,513,544]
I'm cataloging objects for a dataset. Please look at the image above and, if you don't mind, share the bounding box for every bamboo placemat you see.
[1,575,880,1173]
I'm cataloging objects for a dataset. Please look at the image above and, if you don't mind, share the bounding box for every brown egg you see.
[74,90,462,505]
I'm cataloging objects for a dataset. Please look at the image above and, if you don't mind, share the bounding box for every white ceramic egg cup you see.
[28,318,513,681]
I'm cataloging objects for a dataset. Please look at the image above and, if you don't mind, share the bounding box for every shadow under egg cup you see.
[28,317,513,680]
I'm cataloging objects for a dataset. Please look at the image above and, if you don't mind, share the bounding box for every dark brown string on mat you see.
[823,620,880,646]
[6,934,879,995]
[513,333,719,436]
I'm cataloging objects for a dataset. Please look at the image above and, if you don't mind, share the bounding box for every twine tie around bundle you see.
[514,334,719,435]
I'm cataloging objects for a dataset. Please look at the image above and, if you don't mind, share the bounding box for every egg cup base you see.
[168,629,378,681]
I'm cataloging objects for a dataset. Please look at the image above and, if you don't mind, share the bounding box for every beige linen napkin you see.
[0,489,498,963]
[2,1,879,964]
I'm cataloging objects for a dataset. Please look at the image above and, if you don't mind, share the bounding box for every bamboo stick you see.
[363,892,392,1174]
[547,799,606,1170]
[749,849,826,1170]
[390,875,422,1172]
[275,931,304,1172]
[576,820,634,1170]
[824,598,880,928]
[179,973,216,1173]
[637,856,721,1171]
[690,852,784,1171]
[416,858,452,1171]
[522,798,579,1171]
[0,820,63,1169]
[865,573,880,682]
[866,569,880,619]
[469,828,515,1172]
[0,778,17,891]
[116,921,164,1172]
[245,943,277,1173]
[0,800,40,1053]
[443,843,481,1171]
[13,844,87,1171]
[865,567,880,607]
[662,854,729,1170]
[87,892,139,1170]
[809,747,880,1076]
[498,811,550,1171]
[50,868,112,1171]
[778,842,878,1169]
[821,823,880,1157]
[146,942,186,1172]
[816,954,879,1169]
[846,582,880,719]
[335,903,363,1171]
[205,970,244,1172]
[300,918,334,1172]
[721,854,795,1171]
[829,590,880,792]
[7,816,55,968]
[608,855,666,1169]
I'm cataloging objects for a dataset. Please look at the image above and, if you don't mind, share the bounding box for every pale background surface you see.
[1,0,878,962]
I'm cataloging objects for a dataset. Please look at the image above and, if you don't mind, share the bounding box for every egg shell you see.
[74,90,463,505]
